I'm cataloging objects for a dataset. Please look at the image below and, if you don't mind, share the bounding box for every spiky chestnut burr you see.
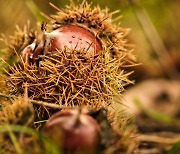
[0,96,34,126]
[5,1,134,115]
[0,23,37,65]
[1,1,137,153]
[43,109,101,153]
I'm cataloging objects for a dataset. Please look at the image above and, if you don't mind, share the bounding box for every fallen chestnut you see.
[43,109,101,153]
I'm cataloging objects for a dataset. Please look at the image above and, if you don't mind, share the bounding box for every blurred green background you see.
[0,0,180,81]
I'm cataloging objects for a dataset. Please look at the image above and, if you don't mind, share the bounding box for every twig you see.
[0,93,62,109]
[29,99,62,109]
[0,93,14,99]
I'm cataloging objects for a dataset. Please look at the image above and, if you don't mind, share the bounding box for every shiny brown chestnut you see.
[43,109,101,153]
[44,25,101,56]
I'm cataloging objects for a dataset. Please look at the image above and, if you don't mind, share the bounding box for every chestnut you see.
[32,42,44,64]
[44,25,102,56]
[21,41,43,65]
[21,42,36,65]
[43,109,101,153]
